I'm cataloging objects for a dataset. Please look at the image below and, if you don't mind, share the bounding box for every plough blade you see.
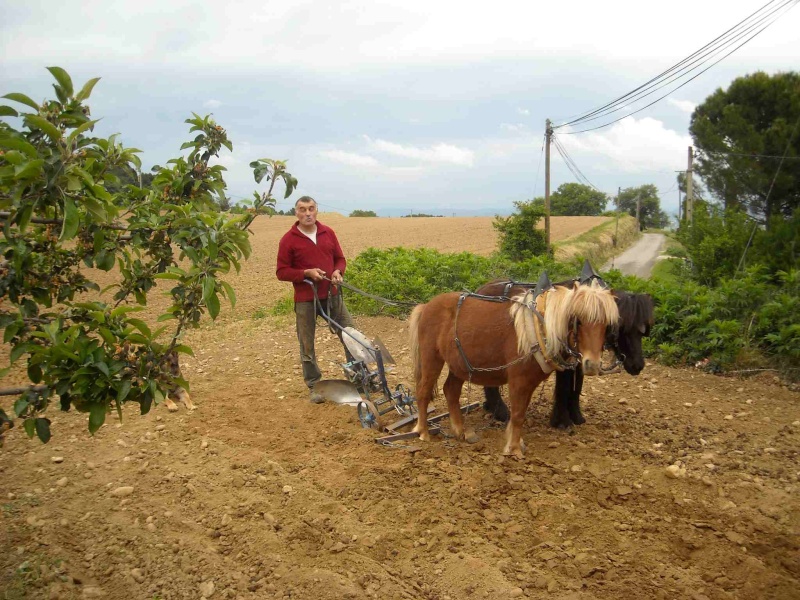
[314,379,363,406]
[341,327,396,365]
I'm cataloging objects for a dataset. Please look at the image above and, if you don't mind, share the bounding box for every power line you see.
[554,0,798,134]
[555,0,796,129]
[559,0,794,127]
[553,0,793,127]
[551,135,600,190]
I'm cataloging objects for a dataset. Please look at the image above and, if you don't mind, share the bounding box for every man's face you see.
[295,201,317,227]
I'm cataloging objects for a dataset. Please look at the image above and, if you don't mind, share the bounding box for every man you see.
[276,196,355,403]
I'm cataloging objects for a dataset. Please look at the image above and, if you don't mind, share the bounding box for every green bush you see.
[344,247,566,317]
[493,200,548,261]
[604,266,800,376]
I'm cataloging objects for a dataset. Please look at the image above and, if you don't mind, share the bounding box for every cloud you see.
[366,137,474,166]
[203,99,222,109]
[559,116,691,174]
[667,98,696,114]
[2,1,798,70]
[209,154,235,167]
[319,149,380,167]
[501,123,527,133]
[517,108,530,116]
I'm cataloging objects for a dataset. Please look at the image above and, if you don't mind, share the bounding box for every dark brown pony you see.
[478,283,654,427]
[409,282,619,458]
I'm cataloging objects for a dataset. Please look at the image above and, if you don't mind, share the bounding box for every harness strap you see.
[454,293,477,375]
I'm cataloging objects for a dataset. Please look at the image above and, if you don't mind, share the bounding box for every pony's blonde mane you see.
[509,280,619,357]
[570,279,620,327]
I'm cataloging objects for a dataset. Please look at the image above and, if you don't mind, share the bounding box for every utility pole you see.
[635,193,642,230]
[686,146,694,225]
[544,119,553,253]
[611,187,621,269]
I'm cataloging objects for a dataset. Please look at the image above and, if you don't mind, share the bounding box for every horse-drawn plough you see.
[309,260,652,456]
[308,280,480,448]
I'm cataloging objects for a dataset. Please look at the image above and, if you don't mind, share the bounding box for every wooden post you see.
[635,194,641,230]
[544,119,552,252]
[686,147,694,225]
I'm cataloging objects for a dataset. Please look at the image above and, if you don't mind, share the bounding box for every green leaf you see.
[127,318,151,338]
[253,164,269,184]
[14,158,45,179]
[173,377,190,393]
[10,343,29,364]
[25,115,62,142]
[96,250,115,271]
[202,276,215,303]
[34,418,51,443]
[60,197,80,240]
[47,67,74,97]
[3,322,21,344]
[220,281,237,308]
[2,92,39,111]
[67,119,99,145]
[0,136,38,157]
[13,397,30,417]
[117,379,132,403]
[75,77,101,102]
[0,105,19,117]
[206,291,220,320]
[88,403,106,435]
[27,363,43,384]
[173,344,194,356]
[98,327,116,345]
[23,418,36,439]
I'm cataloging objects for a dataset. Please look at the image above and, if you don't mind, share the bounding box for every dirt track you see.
[1,215,799,600]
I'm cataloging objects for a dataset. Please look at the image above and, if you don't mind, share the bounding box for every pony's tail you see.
[408,303,425,387]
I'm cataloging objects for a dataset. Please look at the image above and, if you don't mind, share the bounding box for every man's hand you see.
[304,268,326,281]
[331,269,343,284]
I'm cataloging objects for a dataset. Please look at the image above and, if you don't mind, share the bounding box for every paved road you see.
[603,233,666,278]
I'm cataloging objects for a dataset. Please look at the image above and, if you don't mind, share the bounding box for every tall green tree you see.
[689,71,800,224]
[617,185,669,229]
[549,182,608,216]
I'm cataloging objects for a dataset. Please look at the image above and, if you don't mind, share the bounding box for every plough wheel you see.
[357,400,382,430]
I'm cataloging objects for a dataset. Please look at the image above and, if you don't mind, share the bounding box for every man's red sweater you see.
[276,221,347,302]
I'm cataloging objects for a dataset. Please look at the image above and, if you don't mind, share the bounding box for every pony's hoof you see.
[165,399,179,413]
[465,430,480,444]
[417,431,431,442]
[549,413,573,429]
[502,445,524,459]
[490,404,509,423]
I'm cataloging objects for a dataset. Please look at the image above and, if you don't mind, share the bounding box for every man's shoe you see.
[309,390,325,404]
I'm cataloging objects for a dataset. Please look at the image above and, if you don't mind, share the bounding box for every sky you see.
[1,0,799,218]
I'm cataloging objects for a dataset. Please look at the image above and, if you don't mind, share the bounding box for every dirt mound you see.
[2,314,799,600]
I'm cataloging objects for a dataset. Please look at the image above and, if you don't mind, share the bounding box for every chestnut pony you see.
[409,281,618,458]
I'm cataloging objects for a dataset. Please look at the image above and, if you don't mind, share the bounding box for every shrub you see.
[493,201,548,261]
[344,247,564,317]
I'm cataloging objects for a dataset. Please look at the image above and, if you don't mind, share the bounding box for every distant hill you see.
[378,206,514,218]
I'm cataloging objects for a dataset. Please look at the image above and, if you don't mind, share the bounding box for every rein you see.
[322,277,419,308]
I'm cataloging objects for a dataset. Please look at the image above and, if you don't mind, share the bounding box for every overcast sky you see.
[2,0,798,217]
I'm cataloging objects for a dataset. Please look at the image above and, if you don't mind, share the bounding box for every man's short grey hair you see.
[295,196,317,208]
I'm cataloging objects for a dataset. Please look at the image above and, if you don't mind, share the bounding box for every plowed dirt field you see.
[1,215,798,600]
